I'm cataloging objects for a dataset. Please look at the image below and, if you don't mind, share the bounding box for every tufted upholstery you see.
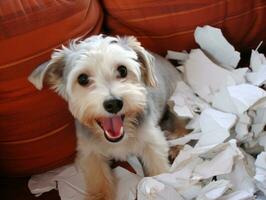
[103,0,266,54]
[0,0,265,176]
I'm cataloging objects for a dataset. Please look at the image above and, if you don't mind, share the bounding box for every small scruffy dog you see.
[29,35,179,200]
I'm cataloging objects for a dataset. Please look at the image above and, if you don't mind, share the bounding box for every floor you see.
[1,177,60,200]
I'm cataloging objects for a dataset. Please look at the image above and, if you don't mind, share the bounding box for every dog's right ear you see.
[117,36,157,87]
[28,50,66,96]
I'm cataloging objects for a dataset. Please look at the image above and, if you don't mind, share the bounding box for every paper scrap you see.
[137,177,183,200]
[218,191,254,200]
[246,43,266,86]
[114,167,142,200]
[185,114,201,132]
[184,49,242,102]
[254,152,266,195]
[194,25,240,69]
[168,132,202,147]
[166,50,189,64]
[251,108,266,138]
[218,156,256,194]
[212,84,266,115]
[170,81,209,118]
[28,164,86,200]
[196,180,231,200]
[235,113,252,142]
[195,108,237,147]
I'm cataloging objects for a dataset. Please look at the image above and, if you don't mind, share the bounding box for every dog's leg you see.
[78,153,115,200]
[140,123,170,176]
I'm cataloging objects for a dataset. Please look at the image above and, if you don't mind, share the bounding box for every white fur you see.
[28,35,179,200]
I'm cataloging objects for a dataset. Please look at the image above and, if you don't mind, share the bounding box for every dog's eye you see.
[117,65,127,78]
[77,73,89,86]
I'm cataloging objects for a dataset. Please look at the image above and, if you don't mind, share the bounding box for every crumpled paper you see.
[183,49,246,102]
[246,42,266,86]
[28,25,266,200]
[28,157,144,200]
[28,164,86,200]
[194,25,240,70]
[254,152,266,195]
[169,81,209,118]
[212,84,266,115]
[165,25,266,199]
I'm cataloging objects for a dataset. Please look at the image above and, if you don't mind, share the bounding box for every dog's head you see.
[29,35,157,143]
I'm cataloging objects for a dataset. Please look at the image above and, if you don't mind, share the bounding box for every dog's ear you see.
[28,49,66,97]
[119,36,157,87]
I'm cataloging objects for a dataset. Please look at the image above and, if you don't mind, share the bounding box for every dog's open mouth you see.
[97,115,125,142]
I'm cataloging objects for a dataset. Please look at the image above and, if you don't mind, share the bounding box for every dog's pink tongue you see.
[100,116,123,138]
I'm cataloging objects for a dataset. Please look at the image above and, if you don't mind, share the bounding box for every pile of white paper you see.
[164,25,266,199]
[28,26,266,200]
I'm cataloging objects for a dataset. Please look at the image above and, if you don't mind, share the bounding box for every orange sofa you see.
[0,0,265,176]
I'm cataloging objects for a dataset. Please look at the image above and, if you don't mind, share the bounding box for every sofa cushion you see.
[0,0,103,176]
[103,0,266,55]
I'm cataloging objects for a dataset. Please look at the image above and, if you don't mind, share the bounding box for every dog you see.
[28,35,180,200]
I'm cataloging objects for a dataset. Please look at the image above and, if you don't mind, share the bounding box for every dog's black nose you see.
[103,99,123,114]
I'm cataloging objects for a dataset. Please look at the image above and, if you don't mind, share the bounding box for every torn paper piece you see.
[137,177,184,200]
[177,185,202,200]
[170,156,204,185]
[218,191,254,200]
[170,81,209,118]
[195,108,237,147]
[186,114,200,129]
[166,50,189,64]
[250,96,266,110]
[246,67,266,86]
[254,152,266,195]
[196,180,231,200]
[170,145,200,172]
[250,46,266,72]
[251,108,266,138]
[246,45,266,86]
[257,191,266,200]
[28,173,57,197]
[193,141,242,179]
[235,113,252,142]
[259,134,266,151]
[114,167,142,200]
[231,68,248,84]
[194,25,240,69]
[184,49,241,102]
[171,140,242,182]
[244,142,264,155]
[168,132,202,147]
[149,140,244,200]
[176,65,185,73]
[218,153,256,194]
[156,140,246,199]
[28,164,87,200]
[212,84,266,115]
[127,156,144,177]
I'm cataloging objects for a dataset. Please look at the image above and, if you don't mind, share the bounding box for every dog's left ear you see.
[119,36,157,87]
[28,49,67,98]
